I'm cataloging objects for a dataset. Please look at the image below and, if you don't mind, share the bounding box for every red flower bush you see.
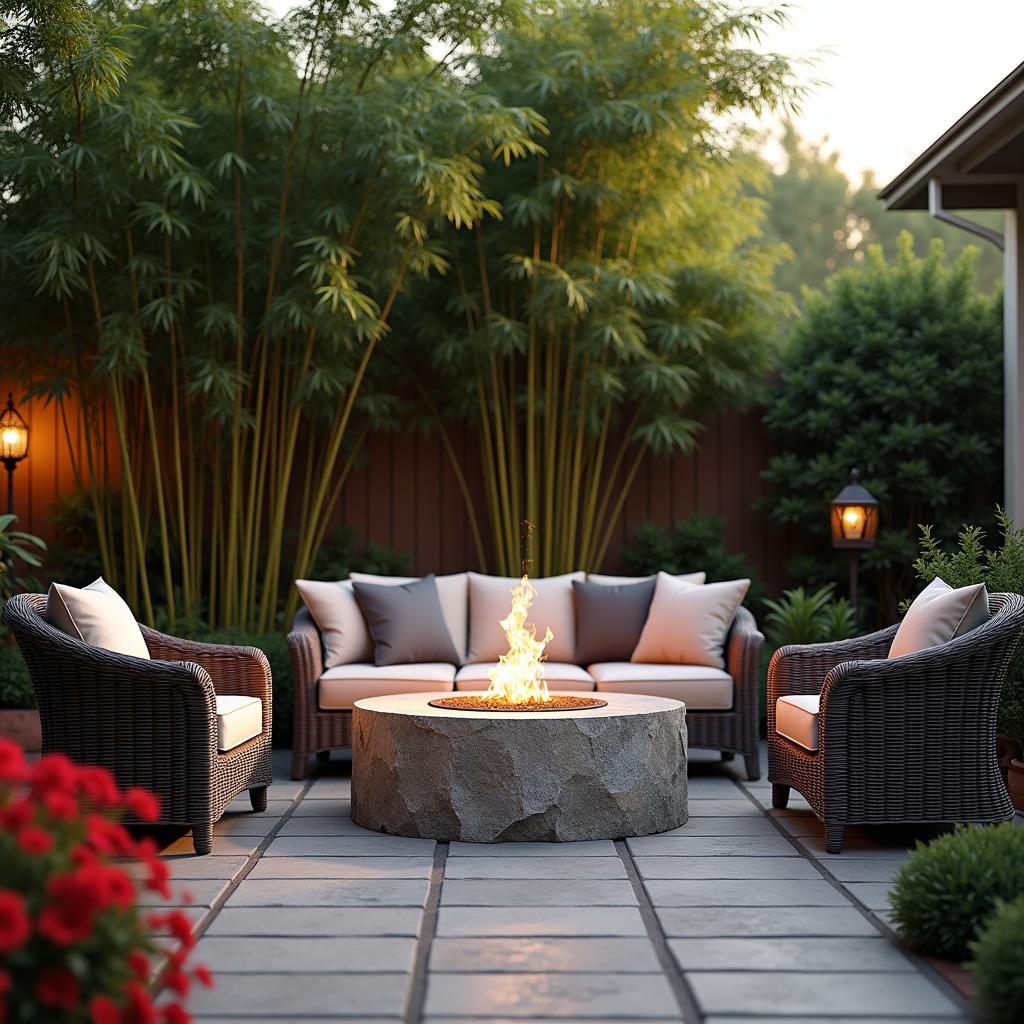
[0,739,212,1022]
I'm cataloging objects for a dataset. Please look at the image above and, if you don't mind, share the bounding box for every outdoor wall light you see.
[830,468,878,611]
[0,393,30,515]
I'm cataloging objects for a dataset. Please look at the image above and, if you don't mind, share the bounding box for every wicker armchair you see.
[768,591,1024,853]
[4,594,273,854]
[287,604,764,781]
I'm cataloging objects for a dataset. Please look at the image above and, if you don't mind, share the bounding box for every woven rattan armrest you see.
[726,606,764,705]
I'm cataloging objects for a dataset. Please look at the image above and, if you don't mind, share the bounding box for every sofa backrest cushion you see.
[349,572,469,664]
[295,579,373,668]
[351,574,460,667]
[588,571,706,586]
[467,572,584,664]
[631,572,750,670]
[888,577,990,660]
[46,577,150,660]
[573,578,656,665]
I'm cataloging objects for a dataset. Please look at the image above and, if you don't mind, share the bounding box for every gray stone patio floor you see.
[148,747,1021,1023]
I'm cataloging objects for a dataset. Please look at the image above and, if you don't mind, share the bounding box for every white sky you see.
[264,0,1024,185]
[754,0,1024,184]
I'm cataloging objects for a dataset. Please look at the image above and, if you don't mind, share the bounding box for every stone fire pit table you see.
[351,692,687,843]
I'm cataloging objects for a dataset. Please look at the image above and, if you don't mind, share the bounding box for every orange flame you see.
[484,575,552,704]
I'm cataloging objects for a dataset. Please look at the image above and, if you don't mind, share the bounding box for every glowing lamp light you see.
[830,469,878,550]
[0,393,29,515]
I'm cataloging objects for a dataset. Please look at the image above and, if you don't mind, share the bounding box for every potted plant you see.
[0,738,211,1020]
[0,513,45,752]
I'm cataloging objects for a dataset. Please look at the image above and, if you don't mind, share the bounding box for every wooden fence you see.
[4,380,796,593]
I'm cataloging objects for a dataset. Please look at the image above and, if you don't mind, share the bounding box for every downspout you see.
[928,178,1005,250]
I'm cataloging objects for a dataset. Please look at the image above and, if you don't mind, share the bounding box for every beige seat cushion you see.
[295,579,372,667]
[216,695,263,752]
[318,663,456,710]
[587,571,706,586]
[455,662,595,692]
[631,573,749,669]
[349,572,469,664]
[47,577,150,660]
[467,572,583,664]
[888,577,989,659]
[589,662,733,710]
[775,694,820,752]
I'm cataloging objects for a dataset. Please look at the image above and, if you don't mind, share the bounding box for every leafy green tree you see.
[762,233,1003,621]
[1,0,535,630]
[760,123,1004,300]
[402,0,799,575]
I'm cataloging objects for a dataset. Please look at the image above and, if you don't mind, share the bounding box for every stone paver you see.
[150,750,978,1022]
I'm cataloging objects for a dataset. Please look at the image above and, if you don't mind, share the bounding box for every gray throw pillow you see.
[351,574,460,667]
[573,578,656,665]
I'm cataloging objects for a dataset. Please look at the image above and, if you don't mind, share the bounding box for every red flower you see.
[0,738,25,782]
[17,824,54,855]
[90,995,123,1024]
[0,966,11,995]
[32,753,77,795]
[165,911,195,948]
[43,789,79,820]
[0,798,33,831]
[101,866,136,909]
[77,765,121,809]
[35,967,80,1010]
[37,866,107,944]
[0,889,30,954]
[124,787,160,823]
[37,904,91,946]
[87,814,133,856]
[123,980,157,1024]
[161,1004,189,1024]
[193,964,214,989]
[144,858,171,899]
[128,951,149,979]
[164,970,190,996]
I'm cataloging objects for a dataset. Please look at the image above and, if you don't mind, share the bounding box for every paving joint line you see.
[615,837,702,1024]
[734,775,977,1019]
[404,840,448,1024]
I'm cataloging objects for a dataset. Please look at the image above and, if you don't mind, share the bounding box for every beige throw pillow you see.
[46,577,150,659]
[295,579,373,668]
[467,571,584,664]
[888,577,990,659]
[349,572,468,664]
[631,572,750,669]
[588,571,706,586]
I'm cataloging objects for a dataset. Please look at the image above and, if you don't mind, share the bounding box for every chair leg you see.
[721,751,735,762]
[825,821,845,854]
[744,754,761,781]
[249,786,268,812]
[291,749,308,780]
[192,821,213,856]
[772,784,790,808]
[316,750,331,763]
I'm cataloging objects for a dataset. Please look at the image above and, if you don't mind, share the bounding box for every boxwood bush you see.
[889,823,1024,959]
[970,895,1024,1023]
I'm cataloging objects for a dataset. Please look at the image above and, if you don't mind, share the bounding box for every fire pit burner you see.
[428,695,607,712]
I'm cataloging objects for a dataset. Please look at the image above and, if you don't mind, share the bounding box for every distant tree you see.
[761,233,1003,622]
[760,124,1004,300]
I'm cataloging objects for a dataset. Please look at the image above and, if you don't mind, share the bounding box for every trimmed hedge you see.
[971,895,1024,1023]
[889,824,1024,959]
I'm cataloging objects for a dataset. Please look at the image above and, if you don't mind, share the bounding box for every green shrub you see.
[889,824,1024,959]
[762,584,857,648]
[622,515,763,611]
[0,643,34,709]
[970,894,1024,1023]
[906,508,1024,745]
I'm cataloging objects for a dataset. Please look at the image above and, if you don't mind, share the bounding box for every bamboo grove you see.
[2,0,800,625]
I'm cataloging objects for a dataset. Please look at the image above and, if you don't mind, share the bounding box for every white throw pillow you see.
[588,571,706,586]
[295,579,373,668]
[467,571,584,664]
[888,577,990,659]
[631,572,750,669]
[46,577,150,659]
[349,572,469,664]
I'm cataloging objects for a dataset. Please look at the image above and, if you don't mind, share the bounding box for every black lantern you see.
[830,468,878,611]
[0,394,29,515]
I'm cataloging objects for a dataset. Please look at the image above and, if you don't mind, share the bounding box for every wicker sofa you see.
[287,573,764,780]
[768,591,1024,853]
[5,593,273,855]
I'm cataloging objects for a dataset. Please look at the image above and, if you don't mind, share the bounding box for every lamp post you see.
[830,468,878,613]
[0,394,29,516]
